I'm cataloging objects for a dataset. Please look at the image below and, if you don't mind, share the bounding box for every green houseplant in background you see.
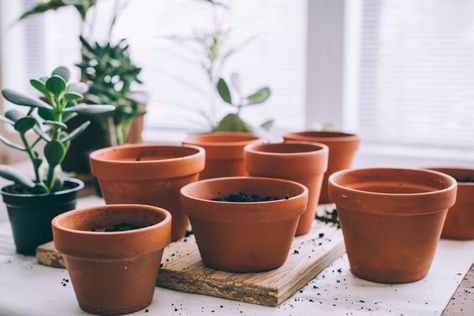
[19,0,146,175]
[214,73,272,132]
[0,66,114,255]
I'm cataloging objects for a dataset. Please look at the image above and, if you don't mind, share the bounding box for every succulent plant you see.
[214,73,272,132]
[0,66,114,194]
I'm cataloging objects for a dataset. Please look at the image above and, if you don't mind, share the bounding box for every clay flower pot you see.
[245,142,328,236]
[427,168,474,240]
[184,132,260,179]
[328,168,457,283]
[284,131,360,204]
[90,144,205,241]
[52,204,171,315]
[180,177,308,272]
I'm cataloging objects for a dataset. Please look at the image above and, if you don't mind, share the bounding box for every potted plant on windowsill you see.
[0,66,114,255]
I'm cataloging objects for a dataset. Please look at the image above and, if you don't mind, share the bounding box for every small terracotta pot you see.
[427,168,474,240]
[183,132,260,179]
[90,144,205,241]
[283,131,360,204]
[329,168,457,283]
[180,177,308,272]
[52,204,171,315]
[245,142,328,236]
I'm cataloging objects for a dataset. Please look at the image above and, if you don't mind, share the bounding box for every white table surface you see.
[0,196,473,316]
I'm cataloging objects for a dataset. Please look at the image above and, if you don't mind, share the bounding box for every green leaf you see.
[18,0,67,21]
[260,119,274,131]
[42,120,67,129]
[32,157,43,170]
[0,165,35,188]
[37,108,55,121]
[50,177,64,192]
[213,113,251,132]
[64,92,83,102]
[2,89,53,110]
[45,75,67,95]
[52,66,70,82]
[246,87,271,105]
[67,82,88,94]
[61,121,90,143]
[31,183,49,194]
[30,79,49,96]
[62,112,78,122]
[44,140,66,167]
[14,117,37,134]
[64,104,115,114]
[5,110,23,122]
[33,126,52,142]
[217,78,232,104]
[0,135,25,151]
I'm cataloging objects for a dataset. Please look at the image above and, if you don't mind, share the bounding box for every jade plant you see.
[214,73,272,132]
[0,66,113,194]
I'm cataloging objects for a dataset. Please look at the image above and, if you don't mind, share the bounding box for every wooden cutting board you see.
[37,206,344,307]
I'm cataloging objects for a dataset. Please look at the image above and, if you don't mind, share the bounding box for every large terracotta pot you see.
[53,204,171,315]
[183,132,260,179]
[180,177,308,272]
[427,168,474,240]
[328,168,457,283]
[89,144,205,241]
[244,142,328,236]
[284,131,360,204]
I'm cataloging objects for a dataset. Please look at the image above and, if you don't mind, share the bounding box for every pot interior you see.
[427,168,474,184]
[289,131,356,139]
[94,145,200,162]
[58,206,168,232]
[333,169,454,194]
[182,177,305,201]
[249,142,324,154]
[187,133,258,145]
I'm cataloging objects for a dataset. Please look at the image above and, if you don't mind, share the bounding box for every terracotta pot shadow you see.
[52,204,171,315]
[283,131,360,204]
[90,144,205,240]
[427,168,474,240]
[329,168,457,283]
[184,132,260,179]
[180,177,308,272]
[245,142,328,236]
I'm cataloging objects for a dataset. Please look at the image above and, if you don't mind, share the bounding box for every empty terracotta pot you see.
[183,132,260,179]
[90,144,205,240]
[52,204,171,315]
[180,177,308,272]
[245,142,328,236]
[427,168,474,240]
[329,168,457,283]
[284,131,360,204]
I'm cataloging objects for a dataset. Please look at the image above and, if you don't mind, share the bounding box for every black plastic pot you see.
[1,178,84,255]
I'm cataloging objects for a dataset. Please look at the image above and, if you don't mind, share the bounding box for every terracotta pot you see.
[427,168,474,240]
[328,168,457,283]
[245,142,328,236]
[284,131,360,204]
[180,176,308,272]
[52,204,171,315]
[90,144,205,241]
[183,132,260,179]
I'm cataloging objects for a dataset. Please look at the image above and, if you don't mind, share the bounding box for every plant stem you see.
[20,134,42,186]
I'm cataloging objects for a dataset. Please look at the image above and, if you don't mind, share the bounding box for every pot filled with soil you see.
[52,204,171,315]
[283,131,360,204]
[183,132,260,179]
[328,168,457,283]
[180,176,308,272]
[90,144,205,241]
[427,168,474,240]
[245,142,328,235]
[1,178,84,255]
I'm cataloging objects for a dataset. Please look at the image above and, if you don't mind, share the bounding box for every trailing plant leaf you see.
[33,126,52,142]
[260,119,274,131]
[2,89,53,110]
[44,140,66,167]
[46,75,67,95]
[64,104,115,114]
[0,165,35,188]
[61,121,90,142]
[14,117,37,134]
[246,87,271,105]
[217,78,232,104]
[52,66,71,82]
[214,113,251,132]
[43,120,68,129]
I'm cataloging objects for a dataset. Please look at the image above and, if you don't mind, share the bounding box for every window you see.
[1,0,307,135]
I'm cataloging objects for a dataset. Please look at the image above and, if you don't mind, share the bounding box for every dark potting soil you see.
[212,192,290,202]
[316,209,340,228]
[455,176,474,183]
[92,223,146,232]
[2,181,77,195]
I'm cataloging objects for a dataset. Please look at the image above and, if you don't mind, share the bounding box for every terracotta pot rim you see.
[89,143,204,165]
[245,141,329,157]
[0,178,84,198]
[284,130,359,143]
[184,132,260,147]
[181,176,308,206]
[52,204,171,237]
[426,167,474,187]
[329,168,456,198]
